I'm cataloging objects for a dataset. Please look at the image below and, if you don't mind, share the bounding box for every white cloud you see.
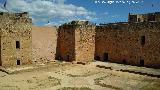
[1,0,95,25]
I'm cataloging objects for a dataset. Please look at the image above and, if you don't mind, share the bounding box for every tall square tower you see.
[0,12,32,67]
[56,21,95,62]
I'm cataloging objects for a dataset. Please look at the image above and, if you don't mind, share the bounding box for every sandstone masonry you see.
[0,12,32,67]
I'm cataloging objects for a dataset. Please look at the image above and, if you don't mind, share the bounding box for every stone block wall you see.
[95,22,160,68]
[56,25,75,62]
[32,26,57,64]
[0,12,32,67]
[75,25,95,62]
[56,21,95,62]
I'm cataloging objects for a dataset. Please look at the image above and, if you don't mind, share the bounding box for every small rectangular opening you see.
[0,60,2,66]
[67,55,70,62]
[17,60,20,65]
[140,59,144,66]
[141,36,145,46]
[16,41,20,49]
[103,53,108,62]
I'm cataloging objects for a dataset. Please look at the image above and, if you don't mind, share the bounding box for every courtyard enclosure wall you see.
[0,11,160,69]
[0,12,32,67]
[95,22,160,68]
[56,12,160,68]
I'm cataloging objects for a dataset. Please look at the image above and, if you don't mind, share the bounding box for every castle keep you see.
[0,12,32,67]
[56,21,95,62]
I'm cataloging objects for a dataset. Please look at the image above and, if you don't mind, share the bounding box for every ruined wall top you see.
[0,12,32,24]
[0,12,29,18]
[129,12,160,23]
[97,22,129,30]
[62,20,95,26]
[59,20,96,29]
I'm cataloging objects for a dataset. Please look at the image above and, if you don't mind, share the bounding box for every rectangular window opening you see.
[141,36,145,46]
[16,41,20,49]
[17,60,20,65]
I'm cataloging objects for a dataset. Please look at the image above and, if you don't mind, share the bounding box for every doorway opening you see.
[17,60,21,65]
[103,53,108,62]
[0,60,2,66]
[67,55,70,62]
[95,56,100,61]
[122,59,127,64]
[140,59,144,66]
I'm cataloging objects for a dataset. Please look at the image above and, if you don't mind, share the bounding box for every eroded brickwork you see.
[56,21,95,62]
[0,12,32,67]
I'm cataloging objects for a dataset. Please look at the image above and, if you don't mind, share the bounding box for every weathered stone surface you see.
[0,12,32,67]
[56,21,95,62]
[95,22,160,68]
[32,26,57,63]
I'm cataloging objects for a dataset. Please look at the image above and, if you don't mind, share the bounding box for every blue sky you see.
[0,0,160,26]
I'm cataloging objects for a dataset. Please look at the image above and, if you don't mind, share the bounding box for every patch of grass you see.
[94,76,123,90]
[0,85,20,90]
[57,87,92,90]
[30,76,61,89]
[140,79,160,90]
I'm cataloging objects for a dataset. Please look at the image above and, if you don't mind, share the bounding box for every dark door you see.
[140,59,144,66]
[103,53,108,62]
[0,60,2,66]
[17,60,20,65]
[67,55,70,62]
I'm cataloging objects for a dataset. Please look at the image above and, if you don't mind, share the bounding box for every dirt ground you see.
[0,61,160,90]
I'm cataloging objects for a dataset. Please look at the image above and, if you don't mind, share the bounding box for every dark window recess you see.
[140,59,144,66]
[148,14,155,22]
[17,60,20,65]
[138,18,141,22]
[16,41,20,49]
[141,36,145,46]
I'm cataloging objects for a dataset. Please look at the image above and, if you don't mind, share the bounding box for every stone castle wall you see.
[95,22,160,68]
[0,12,32,67]
[75,25,95,62]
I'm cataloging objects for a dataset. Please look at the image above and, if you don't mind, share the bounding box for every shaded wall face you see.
[0,22,32,67]
[57,26,75,61]
[155,14,160,22]
[0,37,1,66]
[139,29,160,68]
[95,24,160,68]
[32,26,57,63]
[75,26,95,62]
